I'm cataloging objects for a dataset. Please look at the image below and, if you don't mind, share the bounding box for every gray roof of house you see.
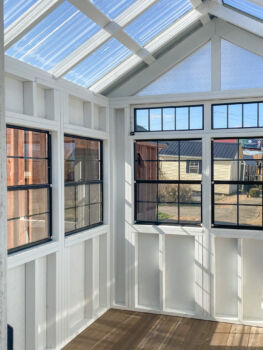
[159,141,238,159]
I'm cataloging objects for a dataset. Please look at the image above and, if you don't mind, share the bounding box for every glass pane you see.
[180,140,202,159]
[26,159,48,184]
[213,105,227,129]
[213,139,238,160]
[76,184,89,206]
[239,138,263,159]
[75,138,88,160]
[7,190,27,219]
[29,214,49,242]
[158,203,178,223]
[74,160,88,182]
[223,0,263,21]
[243,103,257,128]
[190,106,203,129]
[92,0,136,19]
[25,130,47,158]
[159,161,179,181]
[90,184,101,203]
[228,104,242,128]
[7,158,25,186]
[149,109,162,131]
[65,186,75,209]
[6,2,100,71]
[136,161,157,181]
[214,205,237,226]
[158,184,178,203]
[76,206,89,229]
[136,202,156,222]
[163,108,175,131]
[85,160,100,181]
[158,141,179,160]
[64,160,74,182]
[136,183,157,202]
[64,38,131,88]
[176,107,188,130]
[28,188,48,215]
[213,161,238,181]
[136,110,149,131]
[180,204,201,224]
[8,219,28,250]
[4,0,38,28]
[239,184,262,206]
[124,0,192,46]
[90,204,101,225]
[259,103,263,127]
[239,205,262,227]
[136,141,157,160]
[180,161,202,181]
[87,140,100,160]
[179,184,201,203]
[240,160,263,182]
[64,137,75,160]
[65,208,76,233]
[6,128,24,157]
[214,184,237,204]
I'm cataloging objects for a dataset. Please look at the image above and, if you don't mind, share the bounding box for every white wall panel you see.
[165,235,195,313]
[243,240,263,321]
[221,40,263,90]
[69,243,85,329]
[137,42,211,96]
[68,95,84,126]
[99,234,108,309]
[137,233,160,309]
[5,76,23,113]
[7,265,26,350]
[215,237,238,318]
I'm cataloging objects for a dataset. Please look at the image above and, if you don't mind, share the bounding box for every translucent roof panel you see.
[124,0,192,46]
[91,0,136,19]
[223,0,263,21]
[64,38,131,88]
[5,1,101,71]
[4,0,38,28]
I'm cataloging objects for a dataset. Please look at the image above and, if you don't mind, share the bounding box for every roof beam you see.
[247,0,263,6]
[4,0,63,50]
[89,5,208,94]
[207,1,263,38]
[107,20,214,97]
[50,0,158,78]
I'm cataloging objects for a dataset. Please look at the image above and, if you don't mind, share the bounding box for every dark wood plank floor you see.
[63,309,263,350]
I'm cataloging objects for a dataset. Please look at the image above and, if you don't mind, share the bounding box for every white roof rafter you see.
[89,5,208,93]
[50,0,158,78]
[4,0,63,50]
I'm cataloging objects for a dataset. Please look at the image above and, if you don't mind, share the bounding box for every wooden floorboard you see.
[63,309,263,350]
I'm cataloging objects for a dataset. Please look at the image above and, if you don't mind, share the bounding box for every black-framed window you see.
[7,126,52,253]
[64,135,103,235]
[135,105,204,132]
[134,139,202,225]
[212,137,263,229]
[212,102,263,129]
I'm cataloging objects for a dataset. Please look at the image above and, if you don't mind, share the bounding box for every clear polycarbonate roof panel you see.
[64,38,131,88]
[5,1,101,71]
[91,0,136,19]
[124,0,192,46]
[4,0,38,28]
[223,0,263,21]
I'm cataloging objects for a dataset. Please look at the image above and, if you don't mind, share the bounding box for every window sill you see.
[65,224,110,247]
[8,240,59,269]
[132,224,204,236]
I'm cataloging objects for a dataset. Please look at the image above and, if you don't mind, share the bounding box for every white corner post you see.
[0,0,7,348]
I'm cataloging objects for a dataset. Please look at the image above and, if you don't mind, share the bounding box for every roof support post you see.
[0,0,7,349]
